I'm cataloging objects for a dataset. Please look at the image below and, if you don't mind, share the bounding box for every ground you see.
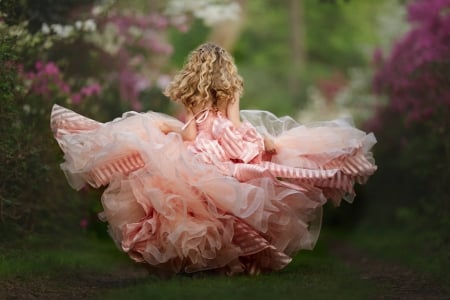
[0,265,148,300]
[1,234,448,300]
[331,241,448,300]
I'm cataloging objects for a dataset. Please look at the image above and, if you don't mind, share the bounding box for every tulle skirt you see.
[51,105,376,274]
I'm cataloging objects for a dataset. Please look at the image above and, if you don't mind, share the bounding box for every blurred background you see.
[0,0,449,289]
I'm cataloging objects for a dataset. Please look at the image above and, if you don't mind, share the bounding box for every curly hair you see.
[164,43,243,112]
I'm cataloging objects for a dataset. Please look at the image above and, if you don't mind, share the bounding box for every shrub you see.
[366,0,450,236]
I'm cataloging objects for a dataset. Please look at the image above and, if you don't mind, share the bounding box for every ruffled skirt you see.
[51,105,376,274]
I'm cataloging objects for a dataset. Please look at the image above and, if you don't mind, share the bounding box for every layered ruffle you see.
[241,110,377,204]
[51,104,376,274]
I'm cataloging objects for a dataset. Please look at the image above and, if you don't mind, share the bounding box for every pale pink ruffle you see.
[51,104,376,274]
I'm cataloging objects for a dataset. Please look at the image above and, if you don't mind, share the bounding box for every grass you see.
[2,223,448,299]
[348,223,450,287]
[0,233,129,279]
[99,272,370,300]
[7,224,448,299]
[0,229,378,300]
[98,235,377,300]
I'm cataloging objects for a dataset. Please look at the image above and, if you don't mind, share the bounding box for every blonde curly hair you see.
[164,43,243,112]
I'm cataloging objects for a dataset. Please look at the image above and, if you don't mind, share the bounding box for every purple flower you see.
[71,93,82,104]
[372,0,450,126]
[372,48,383,66]
[79,218,89,229]
[408,0,450,24]
[80,83,102,97]
[118,69,149,109]
[60,83,71,94]
[43,62,59,76]
[70,83,102,105]
[35,61,44,71]
[23,60,103,105]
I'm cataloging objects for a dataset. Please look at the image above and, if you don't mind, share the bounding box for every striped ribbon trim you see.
[234,156,376,196]
[218,124,261,163]
[343,155,376,176]
[234,161,339,182]
[88,152,145,187]
[51,104,102,136]
[233,218,292,274]
[261,161,339,179]
[195,139,228,163]
[313,172,353,193]
[324,154,376,176]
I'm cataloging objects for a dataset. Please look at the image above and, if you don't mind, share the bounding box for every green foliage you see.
[0,33,39,233]
[361,105,450,272]
[169,19,210,68]
[304,0,380,68]
[0,38,17,103]
[234,0,392,116]
[234,1,294,114]
[0,4,94,240]
[362,0,450,263]
[0,0,94,32]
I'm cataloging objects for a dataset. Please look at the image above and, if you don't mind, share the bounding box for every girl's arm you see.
[159,110,197,141]
[263,136,277,154]
[181,110,197,141]
[227,92,241,128]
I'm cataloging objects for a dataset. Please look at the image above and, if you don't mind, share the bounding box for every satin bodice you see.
[186,109,265,165]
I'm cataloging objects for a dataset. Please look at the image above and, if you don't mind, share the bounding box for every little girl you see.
[51,42,377,275]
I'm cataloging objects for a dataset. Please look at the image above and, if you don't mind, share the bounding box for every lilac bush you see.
[366,0,450,241]
[96,10,177,111]
[24,61,102,104]
[372,0,450,127]
[1,1,191,115]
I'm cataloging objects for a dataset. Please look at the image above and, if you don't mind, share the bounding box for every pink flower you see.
[372,0,450,127]
[157,75,171,90]
[372,48,383,66]
[35,61,44,71]
[80,83,102,97]
[79,218,89,229]
[71,93,82,104]
[43,62,59,76]
[130,100,143,111]
[60,83,71,94]
[118,69,149,109]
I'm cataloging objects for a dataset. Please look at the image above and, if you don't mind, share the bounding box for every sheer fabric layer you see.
[51,105,376,274]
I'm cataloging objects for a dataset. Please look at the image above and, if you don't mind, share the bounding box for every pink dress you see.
[51,104,377,275]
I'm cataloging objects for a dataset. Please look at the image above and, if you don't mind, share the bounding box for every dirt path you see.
[331,240,449,300]
[0,264,149,300]
[2,241,448,300]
